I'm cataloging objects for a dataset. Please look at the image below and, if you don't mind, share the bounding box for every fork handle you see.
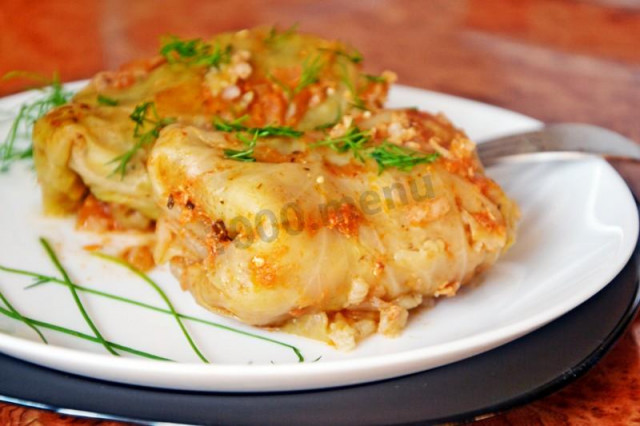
[477,123,640,166]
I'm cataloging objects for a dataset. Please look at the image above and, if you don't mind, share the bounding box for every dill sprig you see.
[312,126,370,162]
[369,141,440,173]
[339,62,367,111]
[213,115,248,132]
[160,36,231,68]
[223,132,258,162]
[264,23,299,45]
[20,267,304,362]
[93,252,210,363]
[0,72,72,172]
[244,126,304,138]
[215,117,303,162]
[215,118,303,138]
[311,124,440,172]
[267,73,293,99]
[39,237,119,356]
[319,47,363,64]
[364,74,387,83]
[109,101,175,177]
[295,54,324,94]
[0,288,47,343]
[0,264,59,287]
[97,94,119,106]
[0,303,169,360]
[0,256,305,362]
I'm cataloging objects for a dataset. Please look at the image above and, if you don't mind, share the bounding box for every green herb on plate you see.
[311,125,370,162]
[0,288,47,343]
[97,94,119,106]
[369,141,440,173]
[93,252,210,363]
[294,54,324,94]
[215,117,303,163]
[0,71,72,172]
[1,250,305,362]
[160,36,231,68]
[264,23,299,45]
[39,237,119,356]
[109,101,175,177]
[0,303,169,360]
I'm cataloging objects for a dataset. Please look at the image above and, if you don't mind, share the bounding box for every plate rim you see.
[0,240,637,425]
[0,83,637,392]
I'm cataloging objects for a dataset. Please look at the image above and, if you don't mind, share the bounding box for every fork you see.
[477,123,640,167]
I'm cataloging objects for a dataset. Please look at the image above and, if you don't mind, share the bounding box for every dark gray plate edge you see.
[1,231,638,426]
[436,276,640,425]
[1,265,638,426]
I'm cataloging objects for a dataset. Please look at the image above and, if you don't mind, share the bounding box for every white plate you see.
[0,84,637,392]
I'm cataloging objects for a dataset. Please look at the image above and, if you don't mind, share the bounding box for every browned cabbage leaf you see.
[33,27,392,217]
[148,109,519,350]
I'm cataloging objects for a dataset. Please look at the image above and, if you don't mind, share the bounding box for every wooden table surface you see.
[1,0,639,424]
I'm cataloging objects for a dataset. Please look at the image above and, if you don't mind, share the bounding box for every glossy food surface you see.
[1,0,639,424]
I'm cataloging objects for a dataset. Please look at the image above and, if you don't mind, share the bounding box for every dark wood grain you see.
[1,0,639,424]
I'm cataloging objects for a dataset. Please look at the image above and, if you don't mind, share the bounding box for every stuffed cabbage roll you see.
[148,108,519,349]
[29,27,519,349]
[32,27,392,221]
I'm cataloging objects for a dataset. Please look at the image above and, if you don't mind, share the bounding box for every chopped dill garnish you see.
[311,125,439,172]
[364,74,387,83]
[267,72,293,99]
[97,94,119,106]
[0,71,72,172]
[253,125,303,138]
[109,101,175,177]
[39,237,119,356]
[215,117,303,162]
[294,54,324,94]
[319,47,363,64]
[213,114,249,132]
[264,23,299,45]
[312,126,370,162]
[223,132,258,162]
[0,288,47,343]
[214,118,303,138]
[339,62,367,111]
[369,141,440,173]
[160,36,231,68]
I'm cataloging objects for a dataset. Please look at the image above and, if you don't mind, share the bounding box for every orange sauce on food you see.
[323,161,365,178]
[120,245,156,272]
[76,195,121,232]
[76,195,155,232]
[325,202,362,237]
[471,210,505,235]
[155,78,206,117]
[247,80,288,126]
[249,258,280,289]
